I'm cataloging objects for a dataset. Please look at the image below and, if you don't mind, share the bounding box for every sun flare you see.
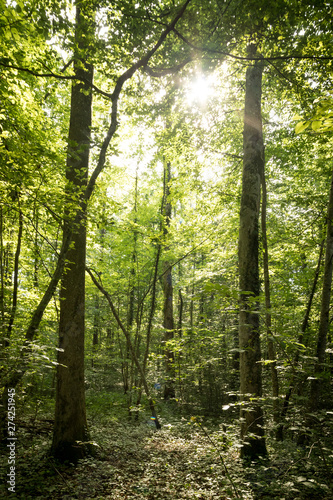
[187,75,212,105]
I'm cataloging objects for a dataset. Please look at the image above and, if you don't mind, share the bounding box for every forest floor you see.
[1,400,333,499]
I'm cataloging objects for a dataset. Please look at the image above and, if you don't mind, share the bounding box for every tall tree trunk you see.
[33,204,39,288]
[309,169,333,410]
[127,171,138,404]
[238,47,267,460]
[135,244,161,408]
[0,0,191,444]
[162,162,175,400]
[92,293,100,367]
[125,171,138,396]
[177,262,184,338]
[261,166,280,427]
[51,1,94,462]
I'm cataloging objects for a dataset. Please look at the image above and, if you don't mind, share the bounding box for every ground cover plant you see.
[0,390,332,499]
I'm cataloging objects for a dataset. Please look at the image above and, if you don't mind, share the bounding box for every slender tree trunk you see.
[127,172,139,406]
[309,169,333,410]
[5,210,23,346]
[33,204,39,288]
[238,48,267,460]
[135,244,161,408]
[125,171,138,396]
[92,293,100,368]
[276,237,324,441]
[51,1,94,462]
[87,268,161,429]
[177,267,183,338]
[261,166,280,426]
[0,207,5,327]
[162,162,175,400]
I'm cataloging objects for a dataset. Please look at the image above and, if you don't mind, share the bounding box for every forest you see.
[0,0,333,498]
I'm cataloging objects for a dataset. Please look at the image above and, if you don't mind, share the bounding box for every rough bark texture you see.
[162,162,175,400]
[51,2,93,463]
[238,52,267,460]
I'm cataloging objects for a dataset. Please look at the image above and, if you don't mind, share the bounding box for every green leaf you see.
[295,120,310,134]
[311,120,322,131]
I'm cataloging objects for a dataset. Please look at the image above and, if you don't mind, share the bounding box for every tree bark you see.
[178,287,183,337]
[238,48,267,460]
[162,162,175,400]
[0,207,5,327]
[135,243,161,409]
[51,1,94,462]
[125,171,138,395]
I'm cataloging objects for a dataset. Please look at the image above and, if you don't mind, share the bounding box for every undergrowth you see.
[0,391,332,499]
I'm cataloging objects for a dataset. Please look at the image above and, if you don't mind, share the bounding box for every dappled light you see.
[1,0,333,498]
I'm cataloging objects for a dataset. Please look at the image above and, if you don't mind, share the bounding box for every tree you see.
[261,163,280,430]
[0,0,193,444]
[238,45,267,460]
[309,167,333,411]
[51,0,94,462]
[161,161,175,400]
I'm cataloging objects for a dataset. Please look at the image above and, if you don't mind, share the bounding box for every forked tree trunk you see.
[238,48,267,460]
[51,1,94,463]
[0,0,191,444]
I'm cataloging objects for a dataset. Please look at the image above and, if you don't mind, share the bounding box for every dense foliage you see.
[0,0,332,497]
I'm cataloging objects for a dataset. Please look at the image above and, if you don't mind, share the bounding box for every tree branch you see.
[171,28,333,62]
[0,61,114,100]
[145,58,192,77]
[84,0,193,203]
[86,267,162,429]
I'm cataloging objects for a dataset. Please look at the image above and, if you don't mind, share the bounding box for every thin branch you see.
[84,0,193,204]
[145,58,192,77]
[265,58,297,88]
[196,421,241,498]
[86,266,162,429]
[0,61,114,100]
[171,28,333,62]
[0,61,74,80]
